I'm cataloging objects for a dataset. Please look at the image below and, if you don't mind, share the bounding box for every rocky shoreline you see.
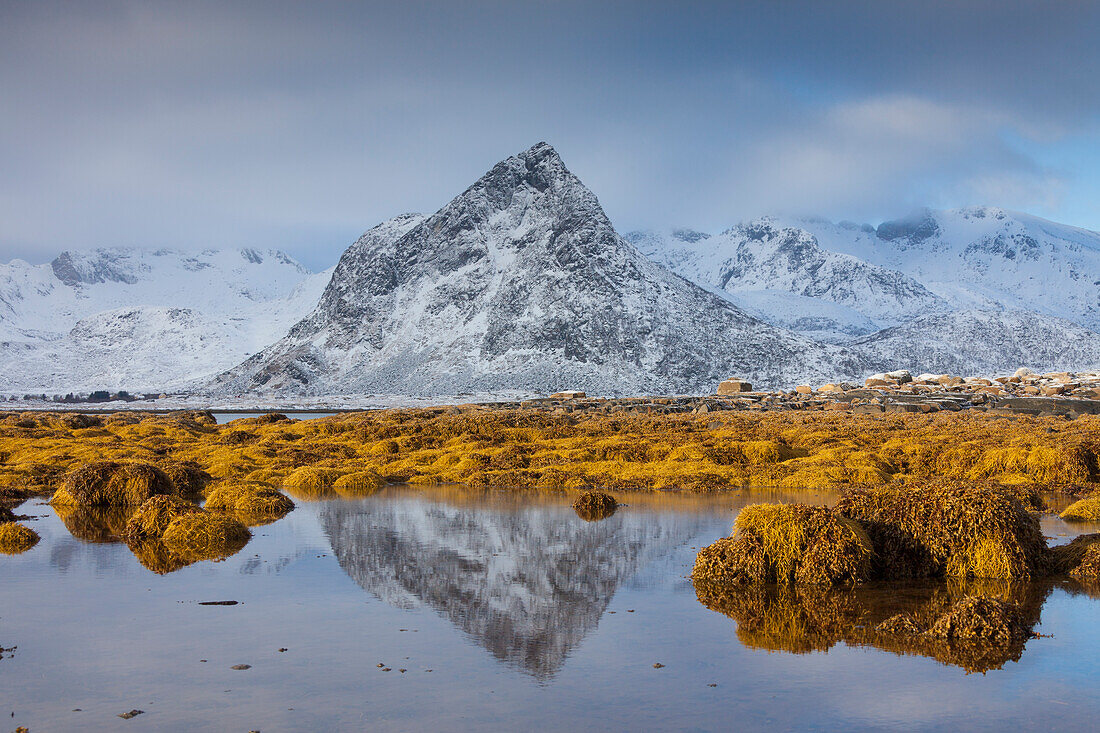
[477,369,1100,419]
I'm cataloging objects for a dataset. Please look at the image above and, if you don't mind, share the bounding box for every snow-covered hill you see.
[795,207,1100,331]
[0,248,329,392]
[636,208,1100,377]
[848,309,1100,376]
[210,143,861,396]
[629,220,944,343]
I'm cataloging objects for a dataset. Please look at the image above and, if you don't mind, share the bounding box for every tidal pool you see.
[3,487,1100,731]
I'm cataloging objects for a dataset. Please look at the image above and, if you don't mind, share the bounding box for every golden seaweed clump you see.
[332,470,385,498]
[572,491,619,521]
[1060,497,1100,523]
[282,466,338,500]
[122,495,203,542]
[1069,545,1100,581]
[161,512,251,561]
[692,504,874,586]
[1050,533,1100,574]
[52,461,174,506]
[204,483,295,516]
[0,522,39,554]
[159,462,212,496]
[835,482,1048,580]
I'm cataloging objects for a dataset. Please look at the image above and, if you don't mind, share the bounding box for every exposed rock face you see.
[212,143,860,396]
[631,218,945,343]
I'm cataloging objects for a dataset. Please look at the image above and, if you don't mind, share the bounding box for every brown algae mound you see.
[282,467,339,500]
[1060,496,1100,522]
[204,483,295,516]
[692,504,874,586]
[0,522,39,554]
[694,579,1047,673]
[52,461,173,506]
[1070,546,1100,580]
[160,512,250,561]
[331,470,385,498]
[572,491,619,521]
[1,409,1098,499]
[122,495,204,542]
[160,462,212,495]
[834,482,1048,580]
[0,506,14,523]
[1050,533,1100,574]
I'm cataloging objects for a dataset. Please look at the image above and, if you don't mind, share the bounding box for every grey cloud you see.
[1,1,1096,268]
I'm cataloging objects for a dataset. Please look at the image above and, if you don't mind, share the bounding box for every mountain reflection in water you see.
[320,490,711,680]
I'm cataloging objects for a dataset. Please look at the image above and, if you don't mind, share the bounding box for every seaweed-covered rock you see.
[203,483,295,526]
[572,491,618,521]
[692,504,874,586]
[332,470,385,498]
[835,483,1048,580]
[52,461,173,506]
[161,512,250,561]
[1069,545,1100,581]
[0,522,39,554]
[1049,533,1100,574]
[1060,497,1100,523]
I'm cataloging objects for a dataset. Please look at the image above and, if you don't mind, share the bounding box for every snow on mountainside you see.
[209,143,862,396]
[629,220,945,343]
[0,248,329,392]
[849,309,1100,376]
[792,207,1100,331]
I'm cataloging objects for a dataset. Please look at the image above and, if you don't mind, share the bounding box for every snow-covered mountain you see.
[209,143,861,396]
[629,220,945,343]
[848,308,1100,376]
[0,248,330,392]
[320,493,708,680]
[635,208,1100,375]
[6,144,1100,398]
[795,207,1100,331]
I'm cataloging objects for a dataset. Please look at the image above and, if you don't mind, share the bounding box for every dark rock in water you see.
[230,664,252,670]
[117,709,144,720]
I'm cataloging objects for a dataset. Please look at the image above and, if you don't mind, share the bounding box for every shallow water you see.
[3,487,1100,732]
[212,411,340,424]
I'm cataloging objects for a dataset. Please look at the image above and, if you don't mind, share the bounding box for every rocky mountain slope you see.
[0,248,329,393]
[849,309,1100,376]
[635,208,1100,376]
[209,143,860,396]
[630,220,945,343]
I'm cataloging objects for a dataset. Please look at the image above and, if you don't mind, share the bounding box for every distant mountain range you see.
[3,142,1100,397]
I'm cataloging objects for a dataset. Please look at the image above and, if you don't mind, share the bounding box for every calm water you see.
[212,411,340,424]
[3,487,1100,732]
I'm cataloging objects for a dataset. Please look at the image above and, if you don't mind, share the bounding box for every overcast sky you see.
[2,1,1098,270]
